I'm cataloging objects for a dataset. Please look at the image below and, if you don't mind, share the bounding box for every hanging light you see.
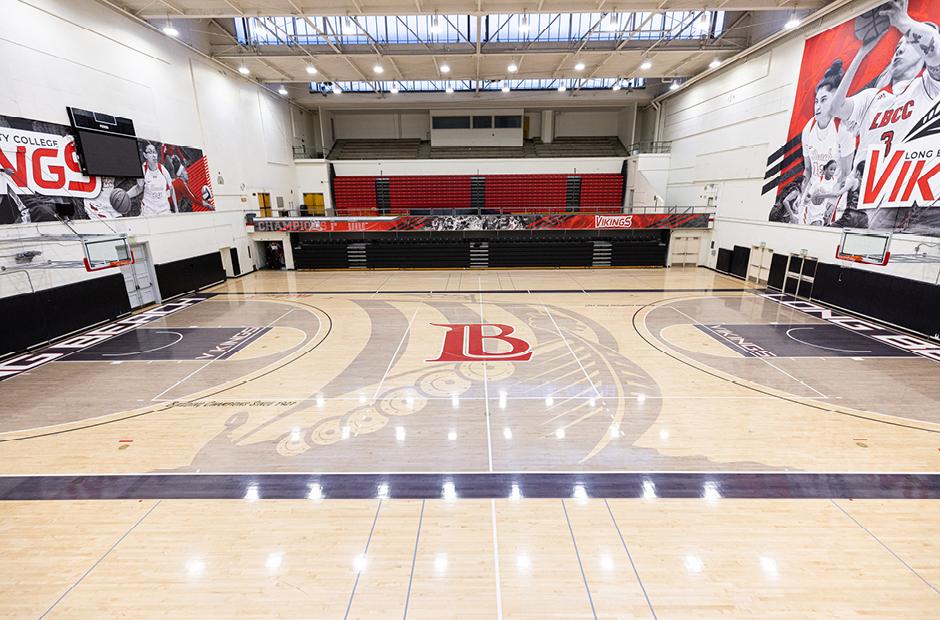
[501,81,510,93]
[162,24,179,37]
[306,64,318,75]
[390,83,400,94]
[574,61,585,71]
[238,65,250,75]
[507,61,518,73]
[278,85,288,96]
[612,80,621,91]
[445,84,454,94]
[709,58,721,69]
[332,84,342,94]
[784,15,800,30]
[640,59,652,70]
[439,61,451,74]
[519,14,529,33]
[431,14,442,34]
[342,16,357,35]
[373,63,384,74]
[669,81,680,91]
[557,83,567,92]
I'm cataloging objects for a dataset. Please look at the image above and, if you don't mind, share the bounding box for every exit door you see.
[121,243,158,308]
[303,193,325,216]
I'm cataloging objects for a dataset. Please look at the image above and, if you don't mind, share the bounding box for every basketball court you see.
[1,268,938,618]
[4,0,940,617]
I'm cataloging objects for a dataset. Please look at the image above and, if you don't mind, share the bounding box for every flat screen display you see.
[74,130,143,178]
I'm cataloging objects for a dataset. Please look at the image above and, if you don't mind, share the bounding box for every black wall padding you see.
[0,273,130,357]
[155,252,225,299]
[610,233,668,267]
[292,237,349,269]
[367,241,471,269]
[716,247,733,274]
[768,253,788,290]
[490,241,594,267]
[229,247,241,277]
[730,245,750,279]
[811,263,940,338]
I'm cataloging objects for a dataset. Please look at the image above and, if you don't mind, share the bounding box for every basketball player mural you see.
[766,0,940,236]
[0,114,214,225]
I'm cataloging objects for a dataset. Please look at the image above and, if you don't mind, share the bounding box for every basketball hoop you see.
[835,230,891,266]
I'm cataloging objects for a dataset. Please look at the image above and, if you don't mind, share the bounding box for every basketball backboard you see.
[82,235,134,271]
[835,230,890,266]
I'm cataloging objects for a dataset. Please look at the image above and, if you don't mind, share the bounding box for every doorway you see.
[302,193,325,216]
[669,233,702,266]
[257,192,272,217]
[121,243,159,309]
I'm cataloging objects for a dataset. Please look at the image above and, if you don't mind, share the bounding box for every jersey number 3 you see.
[880,130,894,154]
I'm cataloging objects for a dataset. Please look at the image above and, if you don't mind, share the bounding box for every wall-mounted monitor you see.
[67,107,143,178]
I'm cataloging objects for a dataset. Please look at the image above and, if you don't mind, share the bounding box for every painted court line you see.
[151,307,295,401]
[371,306,421,404]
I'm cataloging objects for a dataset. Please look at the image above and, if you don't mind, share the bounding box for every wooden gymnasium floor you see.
[1,267,938,618]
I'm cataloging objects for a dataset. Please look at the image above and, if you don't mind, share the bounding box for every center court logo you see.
[427,323,533,362]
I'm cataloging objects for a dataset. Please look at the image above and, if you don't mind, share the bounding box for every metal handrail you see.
[254,205,716,219]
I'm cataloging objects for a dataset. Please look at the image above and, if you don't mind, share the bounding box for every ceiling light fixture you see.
[431,14,442,34]
[574,61,585,71]
[669,81,680,91]
[390,84,399,94]
[343,16,357,35]
[278,85,288,96]
[784,14,800,30]
[507,61,518,73]
[501,82,511,93]
[332,84,342,94]
[520,14,529,33]
[162,25,179,37]
[439,62,451,74]
[709,58,721,69]
[612,80,621,91]
[640,59,652,71]
[696,11,710,29]
[557,83,567,92]
[445,85,454,94]
[373,63,384,74]
[238,65,250,75]
[306,64,317,75]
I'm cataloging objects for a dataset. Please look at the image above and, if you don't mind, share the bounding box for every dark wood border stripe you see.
[1,473,937,501]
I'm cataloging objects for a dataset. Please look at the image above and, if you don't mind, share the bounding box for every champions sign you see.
[764,0,940,236]
[0,114,215,225]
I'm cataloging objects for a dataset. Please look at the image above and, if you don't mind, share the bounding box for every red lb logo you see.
[427,323,533,362]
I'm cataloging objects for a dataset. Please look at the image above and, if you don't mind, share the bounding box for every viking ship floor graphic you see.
[1,268,938,475]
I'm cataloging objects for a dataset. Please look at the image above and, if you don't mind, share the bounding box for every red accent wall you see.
[333,173,624,215]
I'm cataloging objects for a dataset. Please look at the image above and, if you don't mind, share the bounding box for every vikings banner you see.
[252,213,711,233]
[764,0,940,236]
[0,114,214,225]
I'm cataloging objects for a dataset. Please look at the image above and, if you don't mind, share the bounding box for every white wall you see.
[0,0,296,298]
[294,160,333,212]
[626,154,670,207]
[430,109,523,147]
[332,157,625,177]
[332,111,429,140]
[657,0,940,285]
[555,109,620,137]
[617,105,637,148]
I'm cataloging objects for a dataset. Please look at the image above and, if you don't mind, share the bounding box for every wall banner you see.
[252,213,712,233]
[0,114,214,225]
[764,1,940,236]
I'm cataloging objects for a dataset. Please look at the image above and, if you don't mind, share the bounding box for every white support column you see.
[540,110,554,144]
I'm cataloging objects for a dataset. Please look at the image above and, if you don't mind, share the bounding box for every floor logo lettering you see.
[427,323,533,362]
